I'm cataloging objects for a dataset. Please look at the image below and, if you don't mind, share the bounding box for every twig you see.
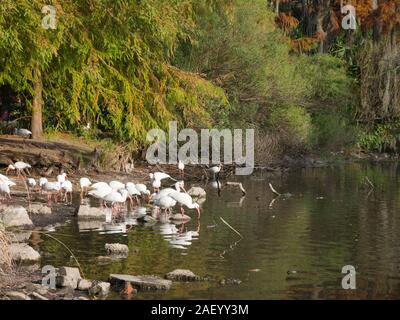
[220,217,243,239]
[33,231,85,278]
[365,176,374,189]
[269,183,281,196]
[226,182,247,195]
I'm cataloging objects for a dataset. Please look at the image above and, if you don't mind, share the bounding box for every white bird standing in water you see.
[88,182,113,206]
[43,181,61,204]
[103,189,129,214]
[61,180,73,203]
[169,191,201,219]
[126,182,141,205]
[79,177,92,199]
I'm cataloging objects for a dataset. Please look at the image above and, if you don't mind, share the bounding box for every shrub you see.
[268,105,313,153]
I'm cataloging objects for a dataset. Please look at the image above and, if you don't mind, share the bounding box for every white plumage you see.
[109,180,125,190]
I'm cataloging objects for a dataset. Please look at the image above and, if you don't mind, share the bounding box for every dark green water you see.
[36,163,400,299]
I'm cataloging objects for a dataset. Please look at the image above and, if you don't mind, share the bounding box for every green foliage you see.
[311,111,358,150]
[268,105,313,151]
[358,121,400,153]
[0,0,229,146]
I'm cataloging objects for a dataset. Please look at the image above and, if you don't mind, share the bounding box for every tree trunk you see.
[31,67,43,140]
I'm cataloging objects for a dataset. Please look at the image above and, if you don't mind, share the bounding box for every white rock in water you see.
[89,281,110,297]
[165,269,200,281]
[105,243,129,255]
[77,205,109,220]
[29,204,52,215]
[58,266,82,280]
[9,243,40,262]
[0,206,33,227]
[77,279,93,291]
[109,274,172,291]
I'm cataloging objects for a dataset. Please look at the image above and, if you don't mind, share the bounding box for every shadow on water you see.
[36,162,400,299]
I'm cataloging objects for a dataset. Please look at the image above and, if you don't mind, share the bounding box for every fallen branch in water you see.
[364,176,374,189]
[220,217,243,239]
[269,183,281,196]
[33,231,85,278]
[226,182,247,195]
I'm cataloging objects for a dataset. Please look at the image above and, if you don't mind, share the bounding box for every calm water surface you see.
[36,163,400,299]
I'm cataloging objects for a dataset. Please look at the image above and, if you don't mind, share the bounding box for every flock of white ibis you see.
[0,160,226,221]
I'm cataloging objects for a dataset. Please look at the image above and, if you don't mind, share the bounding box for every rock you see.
[77,279,92,291]
[9,243,40,262]
[142,215,157,222]
[110,274,172,291]
[29,292,49,300]
[105,243,129,255]
[165,269,200,282]
[24,283,49,296]
[170,213,191,221]
[0,206,33,227]
[78,220,103,231]
[89,281,110,297]
[29,204,52,215]
[187,187,207,198]
[56,267,82,289]
[56,276,79,290]
[58,266,82,280]
[8,231,32,243]
[77,205,109,220]
[5,291,31,300]
[219,278,242,286]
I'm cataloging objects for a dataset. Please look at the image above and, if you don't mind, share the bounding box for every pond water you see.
[36,163,400,299]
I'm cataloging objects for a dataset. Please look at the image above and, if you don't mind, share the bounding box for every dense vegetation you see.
[0,0,399,165]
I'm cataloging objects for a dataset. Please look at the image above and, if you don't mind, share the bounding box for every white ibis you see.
[27,178,37,192]
[152,179,161,193]
[149,172,176,182]
[135,183,150,196]
[79,177,92,198]
[152,181,185,202]
[57,173,67,183]
[39,177,48,193]
[126,182,141,206]
[43,181,61,204]
[208,164,222,179]
[61,180,73,203]
[0,174,16,203]
[169,191,201,219]
[155,195,177,215]
[109,180,125,190]
[178,160,185,178]
[6,161,32,176]
[103,189,129,213]
[88,182,113,207]
[14,128,32,138]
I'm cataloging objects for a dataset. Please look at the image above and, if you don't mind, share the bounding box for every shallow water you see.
[36,163,400,299]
